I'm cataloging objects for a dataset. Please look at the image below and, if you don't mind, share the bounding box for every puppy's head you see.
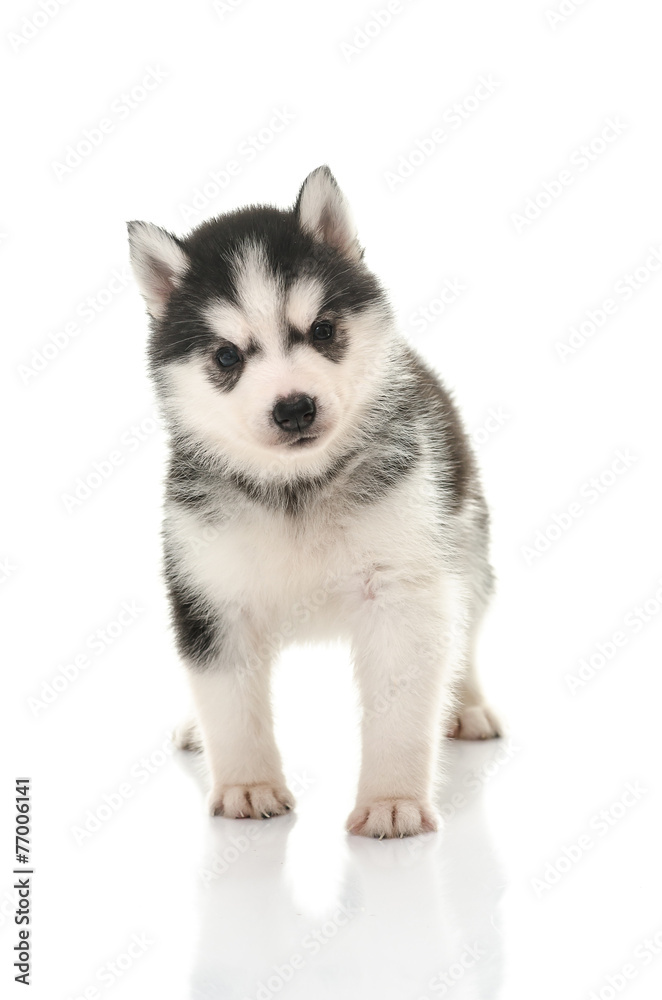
[128,167,395,479]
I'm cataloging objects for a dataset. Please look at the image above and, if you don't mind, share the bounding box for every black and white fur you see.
[128,166,499,839]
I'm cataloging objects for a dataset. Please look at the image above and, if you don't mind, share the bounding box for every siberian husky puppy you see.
[128,166,499,839]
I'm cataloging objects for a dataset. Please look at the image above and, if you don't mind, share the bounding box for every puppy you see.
[127,166,499,839]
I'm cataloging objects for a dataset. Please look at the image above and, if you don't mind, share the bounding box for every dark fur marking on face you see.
[285,321,348,363]
[147,205,388,371]
[243,338,261,358]
[147,198,480,525]
[286,325,306,348]
[197,337,262,394]
[311,320,348,363]
[206,340,243,392]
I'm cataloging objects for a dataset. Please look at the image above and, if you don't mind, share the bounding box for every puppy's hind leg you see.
[447,593,500,740]
[447,663,501,740]
[173,716,202,752]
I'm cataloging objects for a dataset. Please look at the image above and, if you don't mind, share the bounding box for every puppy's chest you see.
[171,456,444,613]
[176,500,377,608]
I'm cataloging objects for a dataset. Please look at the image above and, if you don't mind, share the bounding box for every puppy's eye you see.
[215,345,241,368]
[312,321,333,341]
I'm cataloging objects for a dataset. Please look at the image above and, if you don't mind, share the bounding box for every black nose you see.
[272,394,316,433]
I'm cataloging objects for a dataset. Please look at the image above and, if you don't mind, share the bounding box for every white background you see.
[2,0,661,997]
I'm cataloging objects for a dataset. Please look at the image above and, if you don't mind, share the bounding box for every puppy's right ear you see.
[127,221,189,320]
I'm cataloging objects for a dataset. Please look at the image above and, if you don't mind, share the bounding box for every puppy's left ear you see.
[295,166,362,261]
[127,221,190,320]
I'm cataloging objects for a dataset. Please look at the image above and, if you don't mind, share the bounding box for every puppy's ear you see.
[295,166,362,261]
[127,221,189,319]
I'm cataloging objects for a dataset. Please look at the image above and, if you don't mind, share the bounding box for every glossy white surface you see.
[6,619,662,999]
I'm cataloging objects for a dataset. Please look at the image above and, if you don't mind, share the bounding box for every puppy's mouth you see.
[286,434,319,448]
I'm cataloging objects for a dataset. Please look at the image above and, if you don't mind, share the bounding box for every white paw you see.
[347,798,439,839]
[447,704,501,740]
[173,718,202,751]
[208,783,295,819]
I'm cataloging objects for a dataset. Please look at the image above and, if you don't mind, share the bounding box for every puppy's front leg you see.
[347,586,453,838]
[175,596,293,819]
[187,661,293,819]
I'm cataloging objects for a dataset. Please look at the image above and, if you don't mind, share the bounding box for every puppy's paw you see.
[347,798,439,839]
[173,718,202,751]
[447,704,501,740]
[208,783,294,819]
